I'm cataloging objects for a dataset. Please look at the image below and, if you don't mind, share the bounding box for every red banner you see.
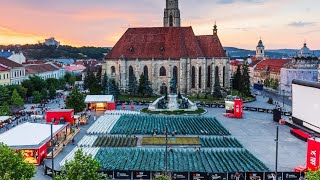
[306,139,320,171]
[233,99,243,119]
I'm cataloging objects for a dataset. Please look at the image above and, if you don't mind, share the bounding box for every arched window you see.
[223,66,226,87]
[111,66,116,76]
[143,66,148,78]
[215,66,219,82]
[169,15,173,27]
[198,66,202,89]
[207,66,211,88]
[191,66,195,88]
[159,66,166,76]
[129,66,134,80]
[173,66,178,84]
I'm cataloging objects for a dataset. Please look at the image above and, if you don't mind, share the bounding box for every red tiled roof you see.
[255,59,291,72]
[22,60,46,65]
[0,57,23,68]
[25,64,59,75]
[105,27,226,59]
[196,35,226,57]
[52,62,63,68]
[65,65,86,71]
[249,60,262,67]
[0,66,9,71]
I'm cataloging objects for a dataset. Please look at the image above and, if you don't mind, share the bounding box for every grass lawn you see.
[142,137,201,145]
[118,95,160,102]
[141,108,206,115]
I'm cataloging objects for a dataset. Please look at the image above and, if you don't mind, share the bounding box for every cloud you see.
[288,21,315,27]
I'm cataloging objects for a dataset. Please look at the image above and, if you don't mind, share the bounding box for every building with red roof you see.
[24,63,65,80]
[253,59,291,85]
[0,66,11,85]
[103,1,230,95]
[0,57,26,85]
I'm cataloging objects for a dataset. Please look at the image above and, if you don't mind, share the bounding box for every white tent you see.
[0,122,66,148]
[85,95,114,103]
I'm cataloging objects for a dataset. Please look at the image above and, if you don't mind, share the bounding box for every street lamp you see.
[282,89,285,110]
[275,126,279,179]
[50,118,55,179]
[164,124,168,176]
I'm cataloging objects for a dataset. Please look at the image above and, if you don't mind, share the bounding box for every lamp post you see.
[164,124,168,175]
[282,89,285,110]
[275,126,279,179]
[51,118,55,179]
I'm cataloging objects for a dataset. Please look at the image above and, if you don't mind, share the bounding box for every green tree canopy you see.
[239,63,251,96]
[21,79,34,97]
[138,74,153,97]
[108,79,120,98]
[41,88,48,101]
[101,72,109,95]
[56,149,101,180]
[7,85,27,100]
[232,65,241,91]
[68,75,77,86]
[0,143,35,180]
[11,89,24,107]
[29,76,48,92]
[128,74,138,96]
[306,169,320,180]
[0,102,11,116]
[49,85,56,99]
[65,88,86,112]
[32,91,42,104]
[0,85,10,105]
[213,75,223,98]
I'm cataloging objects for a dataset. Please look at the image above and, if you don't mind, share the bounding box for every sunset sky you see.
[0,0,319,49]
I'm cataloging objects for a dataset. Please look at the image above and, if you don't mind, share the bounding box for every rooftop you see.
[106,27,226,60]
[256,59,291,72]
[65,64,86,71]
[0,57,23,68]
[0,122,67,149]
[85,95,114,103]
[25,64,59,75]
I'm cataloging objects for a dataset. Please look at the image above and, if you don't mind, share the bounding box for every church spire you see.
[164,0,181,27]
[213,22,218,35]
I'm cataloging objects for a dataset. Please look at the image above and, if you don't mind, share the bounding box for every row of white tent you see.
[87,115,120,134]
[59,147,99,166]
[77,135,98,147]
[104,110,140,115]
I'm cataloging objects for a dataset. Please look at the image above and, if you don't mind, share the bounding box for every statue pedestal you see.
[167,94,179,110]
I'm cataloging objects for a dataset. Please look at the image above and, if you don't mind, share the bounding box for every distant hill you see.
[0,44,110,60]
[224,47,320,59]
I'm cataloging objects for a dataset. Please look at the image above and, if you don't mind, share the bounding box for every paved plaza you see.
[0,93,305,179]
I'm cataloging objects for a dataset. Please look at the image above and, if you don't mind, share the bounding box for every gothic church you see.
[102,0,230,95]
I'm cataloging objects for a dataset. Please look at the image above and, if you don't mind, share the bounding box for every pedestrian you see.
[72,138,75,145]
[93,115,96,121]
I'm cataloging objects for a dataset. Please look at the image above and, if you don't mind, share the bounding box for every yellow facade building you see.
[0,66,11,86]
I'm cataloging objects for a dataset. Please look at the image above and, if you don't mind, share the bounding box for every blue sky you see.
[0,0,319,49]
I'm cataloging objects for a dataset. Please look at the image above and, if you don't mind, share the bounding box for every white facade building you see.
[25,63,64,80]
[0,57,26,85]
[0,50,26,64]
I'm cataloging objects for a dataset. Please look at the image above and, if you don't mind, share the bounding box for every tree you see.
[56,149,101,180]
[127,74,138,96]
[0,102,11,116]
[0,143,35,179]
[138,74,153,97]
[21,79,34,97]
[306,169,320,180]
[154,175,170,180]
[41,88,48,101]
[0,85,10,105]
[108,79,120,98]
[58,78,66,90]
[264,78,270,88]
[11,89,24,107]
[49,85,56,99]
[69,75,76,86]
[64,73,72,84]
[101,72,109,95]
[212,76,223,98]
[7,85,27,100]
[233,65,241,91]
[65,88,86,112]
[32,91,42,104]
[240,63,251,96]
[46,78,59,90]
[29,76,47,92]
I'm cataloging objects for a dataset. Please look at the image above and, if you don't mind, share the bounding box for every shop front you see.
[0,122,69,165]
[85,95,116,111]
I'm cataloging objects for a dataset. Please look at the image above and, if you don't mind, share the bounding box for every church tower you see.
[164,0,181,27]
[256,38,265,59]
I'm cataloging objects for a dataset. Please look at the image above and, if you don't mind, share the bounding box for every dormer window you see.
[129,47,134,53]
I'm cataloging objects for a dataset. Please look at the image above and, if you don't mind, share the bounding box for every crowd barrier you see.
[44,166,305,180]
[117,101,292,117]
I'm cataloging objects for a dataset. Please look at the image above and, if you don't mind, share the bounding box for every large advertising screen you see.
[292,81,320,132]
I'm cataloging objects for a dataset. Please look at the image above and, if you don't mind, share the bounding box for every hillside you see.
[224,47,320,58]
[0,44,110,60]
